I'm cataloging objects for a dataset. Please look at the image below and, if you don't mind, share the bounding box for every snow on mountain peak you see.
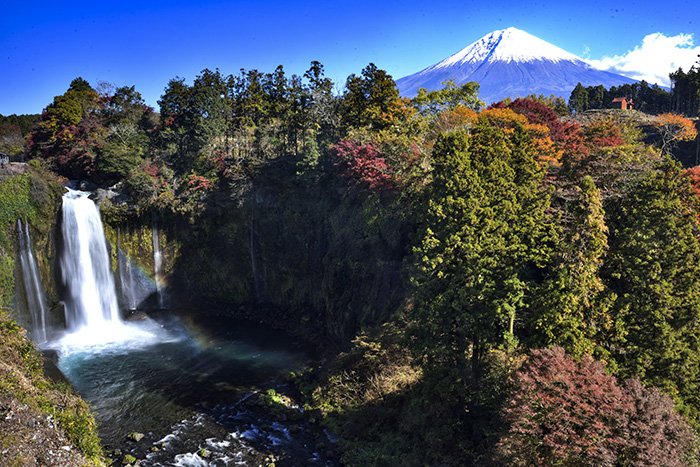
[434,27,581,69]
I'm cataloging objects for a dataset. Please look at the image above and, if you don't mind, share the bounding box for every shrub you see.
[496,347,697,466]
[331,140,395,190]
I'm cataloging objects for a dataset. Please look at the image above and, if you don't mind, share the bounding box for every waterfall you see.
[60,189,122,331]
[17,220,49,343]
[152,222,165,309]
[116,227,138,310]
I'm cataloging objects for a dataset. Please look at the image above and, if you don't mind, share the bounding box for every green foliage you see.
[341,63,413,132]
[0,174,35,246]
[0,166,62,308]
[0,113,40,136]
[670,62,700,116]
[568,81,673,115]
[569,83,589,113]
[603,160,700,423]
[14,59,700,466]
[0,308,105,464]
[409,113,555,384]
[530,176,613,358]
[413,80,483,115]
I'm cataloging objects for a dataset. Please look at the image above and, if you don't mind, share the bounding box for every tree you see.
[622,379,697,466]
[589,85,607,109]
[304,60,339,147]
[604,160,700,423]
[157,77,194,171]
[495,347,696,466]
[569,83,589,114]
[341,63,413,132]
[582,115,626,149]
[495,97,587,160]
[529,176,612,358]
[670,62,700,117]
[413,80,483,115]
[96,85,153,182]
[330,140,394,190]
[0,124,24,156]
[410,110,554,385]
[654,112,698,156]
[26,77,103,178]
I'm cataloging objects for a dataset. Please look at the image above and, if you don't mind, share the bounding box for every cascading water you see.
[117,228,137,310]
[60,189,122,330]
[118,247,138,310]
[17,219,49,343]
[57,189,159,348]
[50,190,327,465]
[152,222,165,309]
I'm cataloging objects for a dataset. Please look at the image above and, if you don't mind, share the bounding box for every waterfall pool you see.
[50,313,333,466]
[46,189,335,465]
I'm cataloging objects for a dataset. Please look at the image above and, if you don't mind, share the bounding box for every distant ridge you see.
[396,27,636,103]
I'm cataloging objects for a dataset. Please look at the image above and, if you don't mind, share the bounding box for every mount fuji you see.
[396,27,636,103]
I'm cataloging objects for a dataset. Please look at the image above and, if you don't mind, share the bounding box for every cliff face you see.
[102,158,411,346]
[0,162,105,465]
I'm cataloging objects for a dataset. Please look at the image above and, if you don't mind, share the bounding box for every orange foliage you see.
[477,107,529,129]
[655,113,698,154]
[477,108,562,167]
[431,105,477,136]
[583,117,626,149]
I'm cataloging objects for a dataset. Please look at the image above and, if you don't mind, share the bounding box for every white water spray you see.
[60,189,122,330]
[57,189,161,349]
[17,219,49,343]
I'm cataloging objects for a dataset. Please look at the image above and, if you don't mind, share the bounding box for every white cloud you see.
[586,32,700,86]
[581,45,591,59]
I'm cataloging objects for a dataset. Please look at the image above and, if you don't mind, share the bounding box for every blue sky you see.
[1,0,699,114]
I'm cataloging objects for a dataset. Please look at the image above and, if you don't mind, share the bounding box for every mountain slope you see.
[396,27,636,103]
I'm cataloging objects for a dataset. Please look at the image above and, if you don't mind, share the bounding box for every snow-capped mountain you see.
[396,27,636,103]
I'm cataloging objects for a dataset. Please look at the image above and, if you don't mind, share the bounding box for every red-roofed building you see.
[612,97,633,110]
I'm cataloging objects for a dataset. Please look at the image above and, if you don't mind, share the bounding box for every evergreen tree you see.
[588,85,607,110]
[158,77,194,171]
[341,63,409,132]
[604,160,700,423]
[670,62,700,117]
[530,176,612,358]
[410,110,554,384]
[569,83,589,114]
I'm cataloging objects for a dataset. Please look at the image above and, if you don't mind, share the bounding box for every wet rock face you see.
[0,399,89,466]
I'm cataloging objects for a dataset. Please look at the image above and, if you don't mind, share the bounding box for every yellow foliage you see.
[477,107,529,128]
